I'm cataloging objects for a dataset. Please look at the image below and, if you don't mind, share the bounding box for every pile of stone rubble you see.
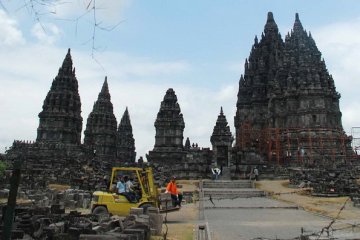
[0,204,163,239]
[289,164,360,197]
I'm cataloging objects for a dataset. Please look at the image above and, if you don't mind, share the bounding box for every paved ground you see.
[206,208,330,240]
[164,179,360,240]
[257,180,360,219]
[203,180,360,240]
[204,199,360,240]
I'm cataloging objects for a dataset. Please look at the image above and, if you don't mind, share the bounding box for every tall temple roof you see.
[99,76,111,100]
[117,107,136,162]
[37,48,82,145]
[153,88,185,151]
[84,77,117,157]
[156,88,184,124]
[293,13,304,33]
[264,12,279,35]
[211,107,233,145]
[236,12,284,130]
[279,13,337,94]
[119,107,132,127]
[234,12,346,163]
[58,48,74,76]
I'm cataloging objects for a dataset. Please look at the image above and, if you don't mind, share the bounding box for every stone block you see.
[123,228,146,240]
[79,234,119,240]
[0,189,9,199]
[147,207,159,214]
[129,208,143,216]
[66,200,76,209]
[47,221,65,233]
[148,213,163,236]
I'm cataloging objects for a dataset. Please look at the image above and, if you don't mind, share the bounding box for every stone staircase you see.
[203,180,253,188]
[201,180,266,199]
[219,166,231,180]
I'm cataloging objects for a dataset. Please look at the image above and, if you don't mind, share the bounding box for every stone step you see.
[218,167,231,180]
[202,180,253,189]
[203,188,266,199]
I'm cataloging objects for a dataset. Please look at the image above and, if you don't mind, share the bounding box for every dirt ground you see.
[160,180,199,240]
[256,180,360,220]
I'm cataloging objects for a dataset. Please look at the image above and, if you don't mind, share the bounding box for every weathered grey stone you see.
[0,189,9,198]
[129,208,143,216]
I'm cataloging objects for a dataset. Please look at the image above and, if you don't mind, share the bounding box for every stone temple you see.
[3,12,357,188]
[4,49,137,189]
[234,12,353,167]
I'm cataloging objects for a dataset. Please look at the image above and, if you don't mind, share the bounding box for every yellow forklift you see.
[91,167,179,216]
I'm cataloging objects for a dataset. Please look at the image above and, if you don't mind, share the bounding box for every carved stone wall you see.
[234,12,353,165]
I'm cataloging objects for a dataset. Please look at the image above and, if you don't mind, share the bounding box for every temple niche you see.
[234,12,353,168]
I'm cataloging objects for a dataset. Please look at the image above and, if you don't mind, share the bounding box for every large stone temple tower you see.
[84,77,117,157]
[116,107,136,163]
[147,88,186,164]
[36,49,83,145]
[234,13,352,165]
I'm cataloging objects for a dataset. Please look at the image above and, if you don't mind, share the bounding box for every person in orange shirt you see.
[165,176,183,207]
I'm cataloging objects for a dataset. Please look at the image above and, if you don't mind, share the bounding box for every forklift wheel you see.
[92,206,108,216]
[140,203,154,214]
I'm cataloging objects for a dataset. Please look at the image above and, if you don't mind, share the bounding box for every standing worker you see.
[165,176,183,208]
[253,167,259,181]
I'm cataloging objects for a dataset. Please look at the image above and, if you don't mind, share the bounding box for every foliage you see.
[0,160,7,177]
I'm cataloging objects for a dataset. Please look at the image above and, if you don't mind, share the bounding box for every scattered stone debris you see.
[288,164,360,197]
[0,203,163,239]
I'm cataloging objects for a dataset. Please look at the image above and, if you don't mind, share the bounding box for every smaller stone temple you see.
[84,77,118,159]
[147,88,186,165]
[147,89,234,180]
[116,107,136,163]
[210,107,234,168]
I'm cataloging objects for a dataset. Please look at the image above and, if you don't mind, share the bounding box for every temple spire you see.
[153,88,185,151]
[84,77,117,158]
[293,12,304,34]
[116,107,136,162]
[37,49,82,145]
[264,12,279,35]
[59,48,73,75]
[120,107,131,127]
[210,107,233,167]
[99,76,110,100]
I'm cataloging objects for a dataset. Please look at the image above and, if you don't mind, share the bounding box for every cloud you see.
[0,43,238,159]
[314,17,360,136]
[48,0,131,24]
[31,22,61,45]
[0,9,25,46]
[0,45,196,159]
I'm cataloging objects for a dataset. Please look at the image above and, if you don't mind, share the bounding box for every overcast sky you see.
[0,1,360,158]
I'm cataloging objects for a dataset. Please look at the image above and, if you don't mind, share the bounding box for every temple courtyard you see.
[164,179,360,240]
